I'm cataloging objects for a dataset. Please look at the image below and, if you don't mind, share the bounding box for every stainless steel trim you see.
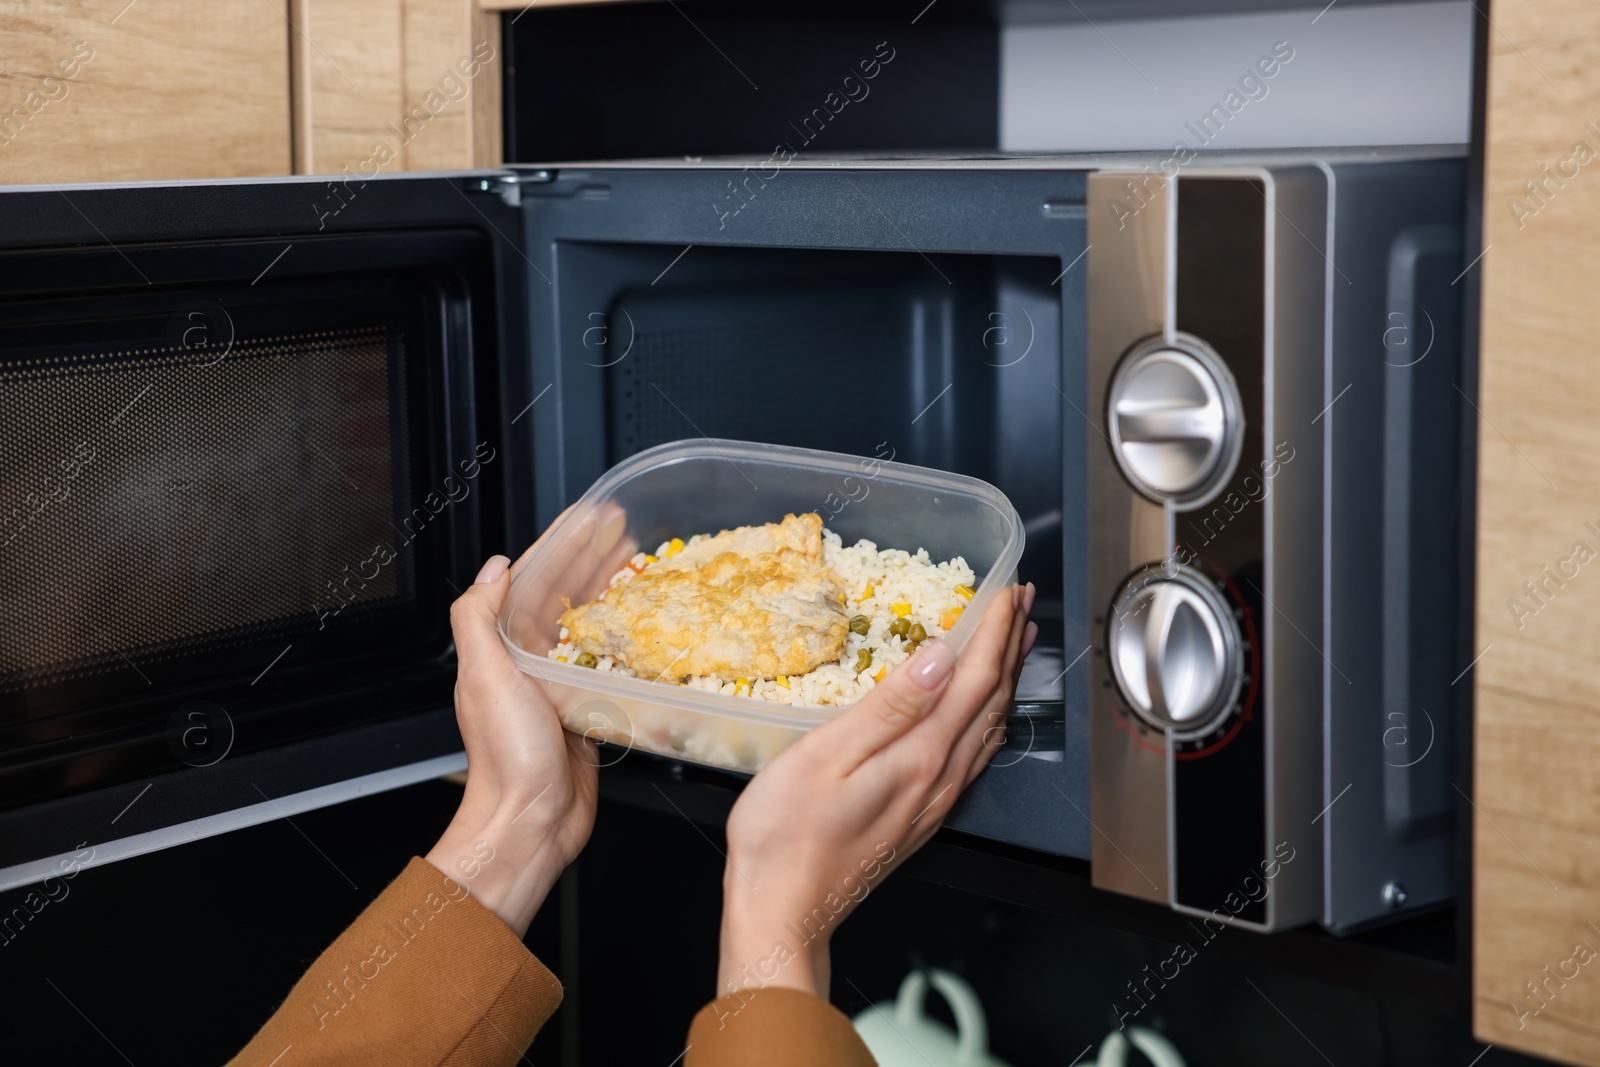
[1086,170,1176,907]
[1260,165,1331,931]
[1090,165,1332,932]
[1149,166,1329,933]
[0,752,468,893]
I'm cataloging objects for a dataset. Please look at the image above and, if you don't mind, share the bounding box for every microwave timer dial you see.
[1106,336,1243,508]
[1107,567,1244,737]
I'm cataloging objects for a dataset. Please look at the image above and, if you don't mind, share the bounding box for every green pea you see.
[575,651,598,668]
[908,622,927,643]
[849,614,871,635]
[889,617,911,638]
[855,649,873,673]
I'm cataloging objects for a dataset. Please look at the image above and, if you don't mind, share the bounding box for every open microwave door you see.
[0,170,539,890]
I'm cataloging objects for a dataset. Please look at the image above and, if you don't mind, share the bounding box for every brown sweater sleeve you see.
[227,857,561,1067]
[686,988,878,1066]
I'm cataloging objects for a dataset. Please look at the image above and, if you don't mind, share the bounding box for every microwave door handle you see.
[1381,223,1461,841]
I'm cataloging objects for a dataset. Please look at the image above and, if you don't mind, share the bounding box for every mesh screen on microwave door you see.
[0,327,409,692]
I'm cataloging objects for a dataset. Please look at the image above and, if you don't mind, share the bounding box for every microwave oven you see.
[0,151,1465,935]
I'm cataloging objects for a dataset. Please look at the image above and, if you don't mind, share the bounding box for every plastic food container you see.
[498,439,1025,774]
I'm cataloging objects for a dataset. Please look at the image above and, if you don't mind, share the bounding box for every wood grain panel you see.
[401,0,473,171]
[470,5,501,168]
[0,0,290,182]
[1475,2,1600,1063]
[293,0,500,176]
[292,0,403,175]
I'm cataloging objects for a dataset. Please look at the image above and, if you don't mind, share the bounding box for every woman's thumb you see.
[449,555,514,670]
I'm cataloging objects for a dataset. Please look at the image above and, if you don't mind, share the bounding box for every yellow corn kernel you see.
[666,537,685,557]
[556,655,568,663]
[735,677,750,693]
[855,583,875,603]
[874,666,887,683]
[775,675,790,689]
[644,554,659,564]
[940,605,965,630]
[890,602,912,617]
[955,584,975,601]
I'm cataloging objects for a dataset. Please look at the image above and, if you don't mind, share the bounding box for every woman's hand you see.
[715,583,1037,1000]
[425,530,600,938]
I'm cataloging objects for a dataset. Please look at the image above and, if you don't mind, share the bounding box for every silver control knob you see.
[1107,336,1243,507]
[1108,568,1243,735]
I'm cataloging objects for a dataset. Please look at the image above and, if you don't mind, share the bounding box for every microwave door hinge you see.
[472,169,553,207]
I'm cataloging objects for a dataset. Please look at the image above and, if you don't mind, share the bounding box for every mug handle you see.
[1096,1025,1187,1067]
[894,967,989,1063]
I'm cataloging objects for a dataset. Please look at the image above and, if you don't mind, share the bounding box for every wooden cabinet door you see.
[289,0,501,175]
[1475,1,1600,1062]
[0,1,290,182]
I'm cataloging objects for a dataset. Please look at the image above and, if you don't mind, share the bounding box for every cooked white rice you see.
[546,527,975,708]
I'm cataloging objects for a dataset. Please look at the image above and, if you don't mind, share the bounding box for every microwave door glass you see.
[0,173,532,882]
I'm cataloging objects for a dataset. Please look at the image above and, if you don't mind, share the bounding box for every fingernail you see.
[1021,621,1039,659]
[474,555,510,585]
[908,640,957,690]
[1023,582,1037,615]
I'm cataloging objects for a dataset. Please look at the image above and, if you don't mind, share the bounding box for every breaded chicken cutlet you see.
[558,512,848,683]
